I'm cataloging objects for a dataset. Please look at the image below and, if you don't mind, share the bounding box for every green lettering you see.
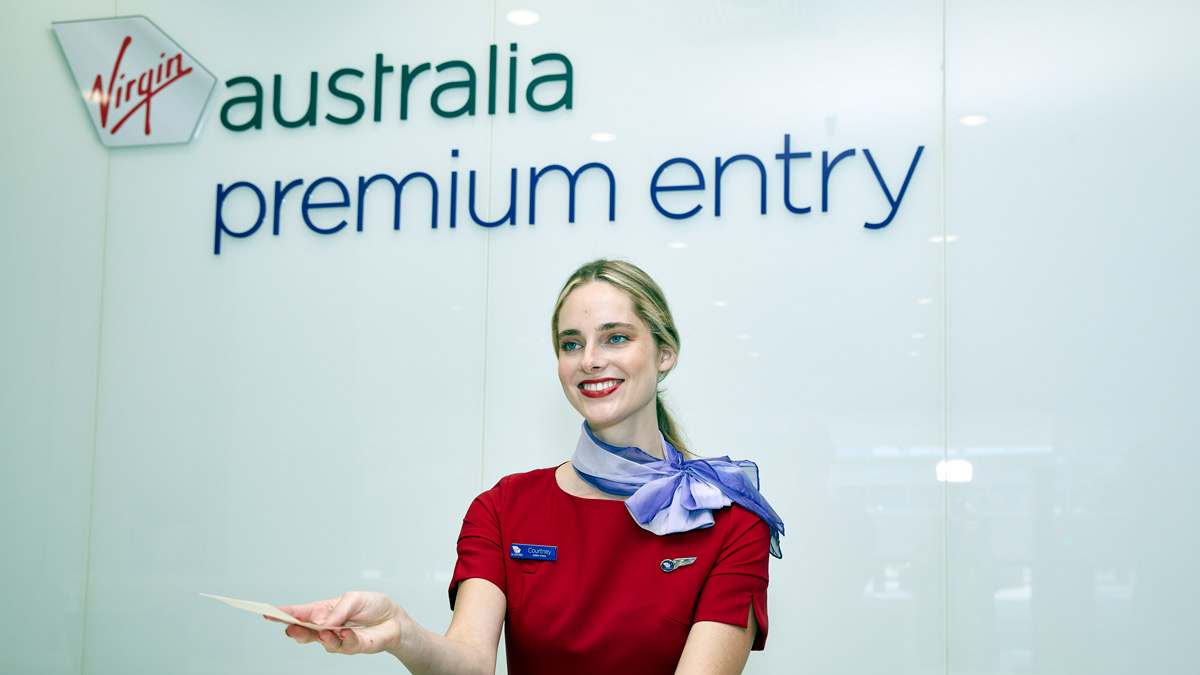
[526,53,572,112]
[432,60,476,118]
[373,53,393,122]
[220,76,263,131]
[400,63,431,120]
[326,69,365,125]
[272,72,318,128]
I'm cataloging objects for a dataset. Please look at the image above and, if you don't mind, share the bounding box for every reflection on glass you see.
[505,9,539,26]
[838,444,1141,671]
[937,459,974,483]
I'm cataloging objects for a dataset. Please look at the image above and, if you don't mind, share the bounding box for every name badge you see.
[510,543,557,561]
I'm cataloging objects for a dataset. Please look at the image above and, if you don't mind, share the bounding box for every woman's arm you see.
[673,605,758,675]
[277,578,505,675]
[401,578,506,674]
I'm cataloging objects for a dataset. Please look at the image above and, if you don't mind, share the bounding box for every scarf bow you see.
[571,423,784,558]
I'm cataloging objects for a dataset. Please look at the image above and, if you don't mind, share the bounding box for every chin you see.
[577,407,620,431]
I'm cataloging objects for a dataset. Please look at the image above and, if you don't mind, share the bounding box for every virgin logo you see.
[54,16,216,148]
[90,36,193,136]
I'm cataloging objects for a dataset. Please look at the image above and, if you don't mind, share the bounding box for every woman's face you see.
[555,282,676,444]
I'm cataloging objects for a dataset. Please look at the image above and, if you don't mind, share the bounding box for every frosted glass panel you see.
[484,2,945,673]
[75,1,495,674]
[0,1,111,673]
[945,1,1200,673]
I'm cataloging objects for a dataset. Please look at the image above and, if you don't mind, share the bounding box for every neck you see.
[586,420,664,460]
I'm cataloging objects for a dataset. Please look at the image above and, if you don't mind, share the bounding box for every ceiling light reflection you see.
[506,9,540,25]
[936,459,973,482]
[959,114,988,126]
[590,132,616,142]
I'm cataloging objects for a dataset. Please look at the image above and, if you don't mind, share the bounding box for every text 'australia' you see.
[220,43,572,131]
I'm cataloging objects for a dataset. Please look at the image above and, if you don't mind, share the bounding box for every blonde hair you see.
[551,259,688,455]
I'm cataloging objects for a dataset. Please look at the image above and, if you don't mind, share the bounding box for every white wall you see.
[1,1,1197,673]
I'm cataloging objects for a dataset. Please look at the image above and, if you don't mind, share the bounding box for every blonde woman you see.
[275,259,784,675]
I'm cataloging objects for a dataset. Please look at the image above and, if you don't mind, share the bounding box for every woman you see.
[275,260,784,674]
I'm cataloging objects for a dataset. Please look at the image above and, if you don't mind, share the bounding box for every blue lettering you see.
[775,134,812,214]
[357,172,438,230]
[649,157,705,220]
[273,179,304,235]
[821,149,856,213]
[714,153,767,217]
[208,137,927,254]
[863,145,924,229]
[214,181,266,255]
[301,177,350,234]
[529,162,616,225]
[468,168,516,227]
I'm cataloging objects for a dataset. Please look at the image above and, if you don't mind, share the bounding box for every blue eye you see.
[560,341,581,352]
[608,334,629,344]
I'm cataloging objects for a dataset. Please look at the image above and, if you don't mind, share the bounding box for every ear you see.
[657,348,677,373]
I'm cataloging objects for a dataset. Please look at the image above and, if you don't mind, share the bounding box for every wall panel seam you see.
[78,127,113,675]
[940,0,951,673]
[479,0,498,493]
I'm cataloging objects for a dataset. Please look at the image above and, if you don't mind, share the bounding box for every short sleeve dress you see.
[449,466,770,675]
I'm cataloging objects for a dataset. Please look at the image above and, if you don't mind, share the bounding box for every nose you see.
[581,343,605,372]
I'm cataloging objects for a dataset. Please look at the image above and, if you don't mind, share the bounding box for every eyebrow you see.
[556,322,638,339]
[598,322,638,332]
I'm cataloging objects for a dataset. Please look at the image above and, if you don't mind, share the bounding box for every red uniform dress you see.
[449,466,770,675]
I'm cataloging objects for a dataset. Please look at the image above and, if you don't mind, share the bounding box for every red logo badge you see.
[53,16,216,147]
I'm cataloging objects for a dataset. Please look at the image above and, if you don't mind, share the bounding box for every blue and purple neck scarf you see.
[571,423,784,558]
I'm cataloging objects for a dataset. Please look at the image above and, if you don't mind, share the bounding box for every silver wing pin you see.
[660,557,698,572]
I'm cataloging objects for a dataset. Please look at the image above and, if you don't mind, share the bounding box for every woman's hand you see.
[269,581,504,675]
[271,591,409,655]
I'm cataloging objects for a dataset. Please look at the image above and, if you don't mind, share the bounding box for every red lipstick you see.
[579,378,622,398]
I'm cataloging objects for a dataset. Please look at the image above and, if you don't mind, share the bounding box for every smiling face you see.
[556,281,677,449]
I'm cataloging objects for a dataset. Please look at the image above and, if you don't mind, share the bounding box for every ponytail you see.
[656,394,691,459]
